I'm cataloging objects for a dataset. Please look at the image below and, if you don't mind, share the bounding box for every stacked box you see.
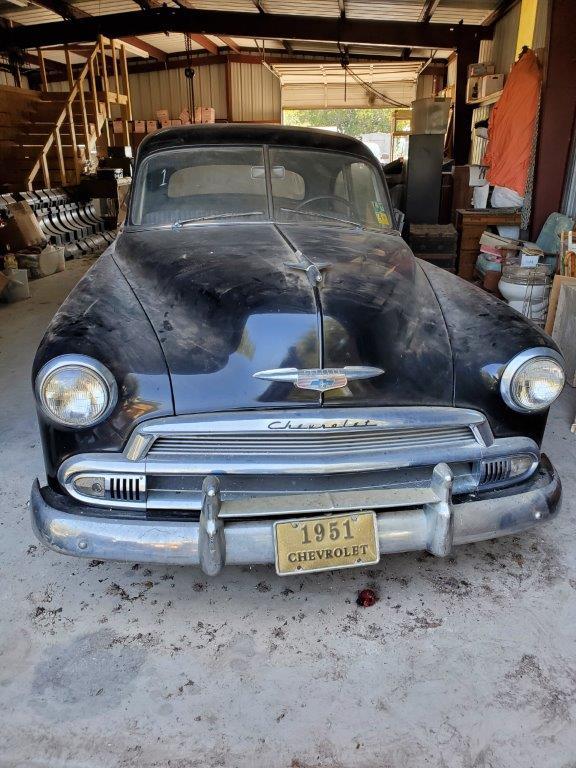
[146,120,158,133]
[194,106,215,124]
[408,224,457,271]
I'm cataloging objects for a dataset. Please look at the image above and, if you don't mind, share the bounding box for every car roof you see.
[136,123,378,165]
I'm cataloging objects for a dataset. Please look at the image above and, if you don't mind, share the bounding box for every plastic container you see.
[1,268,30,302]
[410,97,451,135]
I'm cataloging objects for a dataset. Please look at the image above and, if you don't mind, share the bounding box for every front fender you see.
[33,249,174,484]
[419,260,559,444]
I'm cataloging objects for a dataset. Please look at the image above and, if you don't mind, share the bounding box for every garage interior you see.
[1,1,576,765]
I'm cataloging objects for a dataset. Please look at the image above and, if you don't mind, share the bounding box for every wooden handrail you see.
[26,36,132,191]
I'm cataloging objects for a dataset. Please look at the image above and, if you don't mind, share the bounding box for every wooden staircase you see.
[0,36,132,192]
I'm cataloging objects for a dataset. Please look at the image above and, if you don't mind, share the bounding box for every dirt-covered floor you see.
[1,258,575,768]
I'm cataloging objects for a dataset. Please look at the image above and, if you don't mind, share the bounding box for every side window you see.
[348,162,390,227]
[334,169,346,198]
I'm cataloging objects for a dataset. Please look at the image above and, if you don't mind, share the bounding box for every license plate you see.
[274,511,379,576]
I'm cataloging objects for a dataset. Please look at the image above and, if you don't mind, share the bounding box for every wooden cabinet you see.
[455,209,522,280]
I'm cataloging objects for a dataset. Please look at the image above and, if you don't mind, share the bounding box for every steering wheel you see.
[295,195,355,214]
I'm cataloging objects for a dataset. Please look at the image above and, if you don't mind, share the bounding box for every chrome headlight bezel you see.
[35,354,118,428]
[500,347,565,413]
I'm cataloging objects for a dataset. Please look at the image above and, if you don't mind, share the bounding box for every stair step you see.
[3,147,86,160]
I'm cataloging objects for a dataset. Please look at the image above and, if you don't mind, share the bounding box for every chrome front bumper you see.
[31,456,561,573]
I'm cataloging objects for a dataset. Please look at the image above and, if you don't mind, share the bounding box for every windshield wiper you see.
[172,211,264,227]
[280,207,363,228]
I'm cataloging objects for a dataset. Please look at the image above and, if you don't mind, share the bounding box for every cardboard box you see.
[133,120,146,133]
[156,108,170,122]
[0,202,46,253]
[179,108,191,123]
[146,120,158,133]
[159,119,171,129]
[480,74,504,98]
[194,106,215,124]
[112,118,124,134]
[468,62,495,78]
[170,119,182,127]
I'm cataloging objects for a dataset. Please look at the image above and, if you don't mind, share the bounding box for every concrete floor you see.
[1,258,575,768]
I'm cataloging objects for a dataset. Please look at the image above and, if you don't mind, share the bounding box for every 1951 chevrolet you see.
[31,124,564,576]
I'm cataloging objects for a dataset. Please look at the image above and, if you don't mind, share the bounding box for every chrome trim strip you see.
[124,407,494,461]
[31,457,561,569]
[57,435,539,510]
[500,347,565,413]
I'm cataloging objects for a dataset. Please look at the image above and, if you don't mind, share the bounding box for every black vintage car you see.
[31,124,564,576]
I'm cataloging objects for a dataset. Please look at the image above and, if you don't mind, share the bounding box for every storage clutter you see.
[466,61,504,103]
[113,105,217,154]
[408,224,457,271]
[0,188,116,303]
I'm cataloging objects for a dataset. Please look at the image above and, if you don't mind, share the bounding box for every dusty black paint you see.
[113,224,322,413]
[33,125,561,487]
[419,260,558,442]
[32,252,173,483]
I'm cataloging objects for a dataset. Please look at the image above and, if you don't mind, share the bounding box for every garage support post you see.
[530,0,576,237]
[453,40,480,165]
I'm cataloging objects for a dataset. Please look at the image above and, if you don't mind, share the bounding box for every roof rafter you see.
[25,0,168,60]
[419,0,441,23]
[482,0,520,26]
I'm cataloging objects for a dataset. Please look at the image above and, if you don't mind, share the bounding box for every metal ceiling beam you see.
[24,0,168,60]
[187,32,218,53]
[418,0,441,23]
[41,50,445,81]
[482,0,521,26]
[218,35,240,53]
[0,8,492,51]
[170,0,222,54]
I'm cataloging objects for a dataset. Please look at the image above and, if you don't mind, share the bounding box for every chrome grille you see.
[109,475,142,501]
[147,425,474,457]
[479,459,511,486]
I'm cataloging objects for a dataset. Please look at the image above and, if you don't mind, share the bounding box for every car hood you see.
[113,223,453,414]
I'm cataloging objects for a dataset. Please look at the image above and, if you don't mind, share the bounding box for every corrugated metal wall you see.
[128,61,281,122]
[229,62,281,121]
[129,65,227,120]
[491,2,522,75]
[533,0,550,55]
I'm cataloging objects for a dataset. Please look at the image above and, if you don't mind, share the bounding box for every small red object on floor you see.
[357,588,378,607]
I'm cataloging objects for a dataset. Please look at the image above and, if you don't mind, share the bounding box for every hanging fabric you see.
[482,48,542,197]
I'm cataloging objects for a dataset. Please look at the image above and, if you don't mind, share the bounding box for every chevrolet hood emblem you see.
[253,366,384,392]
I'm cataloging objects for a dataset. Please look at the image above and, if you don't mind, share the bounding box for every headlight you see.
[36,355,117,427]
[500,348,565,412]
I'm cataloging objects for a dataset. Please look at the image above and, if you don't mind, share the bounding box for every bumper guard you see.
[31,456,561,574]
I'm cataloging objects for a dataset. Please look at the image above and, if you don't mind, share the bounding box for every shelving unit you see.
[466,89,503,107]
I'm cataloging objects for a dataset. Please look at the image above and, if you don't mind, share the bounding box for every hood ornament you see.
[253,366,384,392]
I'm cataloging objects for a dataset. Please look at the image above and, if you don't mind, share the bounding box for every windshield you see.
[130,145,392,230]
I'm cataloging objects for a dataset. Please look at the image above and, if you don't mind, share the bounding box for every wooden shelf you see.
[467,89,503,107]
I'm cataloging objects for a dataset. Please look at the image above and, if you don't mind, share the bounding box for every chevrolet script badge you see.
[253,366,384,392]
